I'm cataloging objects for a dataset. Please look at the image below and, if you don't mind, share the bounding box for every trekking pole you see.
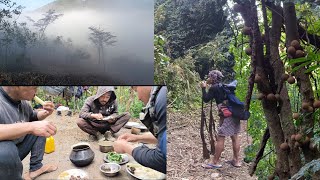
[209,101,216,154]
[201,98,210,159]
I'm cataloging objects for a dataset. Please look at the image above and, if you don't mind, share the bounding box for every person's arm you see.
[202,86,215,103]
[0,121,57,141]
[0,123,33,140]
[79,98,94,119]
[113,138,166,174]
[118,132,158,144]
[132,145,166,174]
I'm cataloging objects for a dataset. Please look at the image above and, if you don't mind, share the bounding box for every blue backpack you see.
[219,81,250,120]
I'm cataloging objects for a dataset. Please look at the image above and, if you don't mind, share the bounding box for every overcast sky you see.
[13,0,55,11]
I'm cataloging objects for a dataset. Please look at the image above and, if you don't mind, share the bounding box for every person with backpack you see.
[200,70,242,168]
[113,86,167,174]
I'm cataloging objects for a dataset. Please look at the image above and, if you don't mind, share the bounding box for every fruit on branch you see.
[302,102,310,110]
[287,46,296,57]
[313,100,320,108]
[254,74,261,83]
[281,74,289,81]
[295,134,302,142]
[291,40,301,49]
[303,137,310,145]
[309,142,316,150]
[287,76,296,84]
[245,47,252,55]
[243,26,252,35]
[267,93,277,101]
[257,93,265,100]
[295,141,301,148]
[292,113,299,120]
[268,175,275,180]
[291,134,296,141]
[307,106,314,112]
[280,142,289,150]
[295,50,305,58]
[275,94,280,101]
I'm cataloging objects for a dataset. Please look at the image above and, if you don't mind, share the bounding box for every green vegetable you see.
[106,152,122,163]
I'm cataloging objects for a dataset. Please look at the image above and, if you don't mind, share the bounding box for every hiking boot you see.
[104,131,116,141]
[96,132,105,141]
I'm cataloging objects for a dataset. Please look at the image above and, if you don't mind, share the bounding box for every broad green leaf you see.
[305,65,319,74]
[288,57,309,65]
[291,61,312,73]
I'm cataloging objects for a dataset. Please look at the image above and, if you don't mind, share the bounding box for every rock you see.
[211,173,220,179]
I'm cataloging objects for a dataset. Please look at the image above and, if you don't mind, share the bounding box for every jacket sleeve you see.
[79,98,93,119]
[202,87,215,103]
[132,144,166,174]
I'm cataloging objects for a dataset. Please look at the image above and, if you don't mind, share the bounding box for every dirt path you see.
[167,107,257,180]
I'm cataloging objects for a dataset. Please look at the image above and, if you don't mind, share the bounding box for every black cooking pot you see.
[69,143,95,167]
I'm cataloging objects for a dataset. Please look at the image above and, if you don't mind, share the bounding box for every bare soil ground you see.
[167,107,257,180]
[22,111,143,180]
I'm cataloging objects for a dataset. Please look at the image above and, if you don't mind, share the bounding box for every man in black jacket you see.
[113,86,167,174]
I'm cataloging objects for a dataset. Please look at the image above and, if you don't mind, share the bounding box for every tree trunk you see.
[283,2,319,163]
[269,3,301,175]
[98,46,101,64]
[237,1,290,178]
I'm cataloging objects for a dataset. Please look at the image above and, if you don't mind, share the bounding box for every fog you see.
[0,0,154,84]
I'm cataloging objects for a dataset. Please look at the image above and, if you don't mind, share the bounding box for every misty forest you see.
[0,0,153,84]
[154,0,320,179]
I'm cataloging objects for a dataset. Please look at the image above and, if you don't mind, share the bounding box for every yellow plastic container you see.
[45,136,55,154]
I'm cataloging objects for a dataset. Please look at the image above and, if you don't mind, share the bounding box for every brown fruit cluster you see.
[313,100,320,108]
[281,74,289,81]
[275,94,280,101]
[295,134,302,141]
[295,141,301,148]
[287,46,296,56]
[302,102,310,110]
[295,50,305,58]
[245,47,252,55]
[254,74,261,83]
[287,76,296,84]
[267,93,277,101]
[268,175,275,180]
[243,26,252,35]
[257,93,265,100]
[292,113,299,120]
[291,40,301,49]
[280,142,289,150]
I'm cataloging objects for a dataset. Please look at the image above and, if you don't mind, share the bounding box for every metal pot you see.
[98,141,114,153]
[69,143,95,167]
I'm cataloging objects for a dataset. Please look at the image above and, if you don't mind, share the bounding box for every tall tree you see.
[26,9,63,40]
[88,26,116,71]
